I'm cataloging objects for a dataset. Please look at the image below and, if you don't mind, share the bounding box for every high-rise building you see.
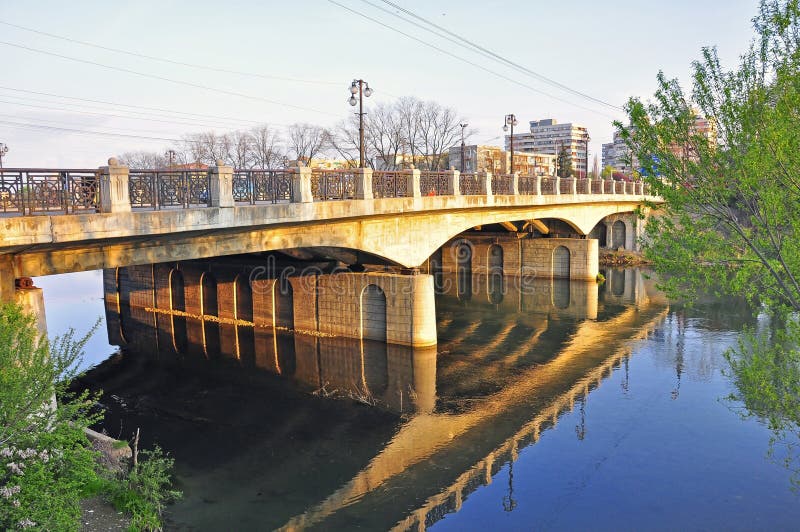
[505,119,590,176]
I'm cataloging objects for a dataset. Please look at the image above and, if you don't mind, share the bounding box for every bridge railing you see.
[491,174,514,195]
[232,169,293,204]
[0,168,100,215]
[0,159,657,216]
[310,168,357,200]
[128,169,211,209]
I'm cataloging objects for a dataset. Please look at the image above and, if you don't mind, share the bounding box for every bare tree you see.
[250,126,285,169]
[327,116,361,168]
[227,130,255,169]
[367,102,407,170]
[117,151,167,169]
[415,101,463,170]
[287,123,328,164]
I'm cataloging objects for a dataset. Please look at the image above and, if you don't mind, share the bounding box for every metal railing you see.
[540,176,556,195]
[491,174,514,195]
[310,169,356,201]
[459,173,482,195]
[372,171,408,198]
[0,169,100,215]
[1,164,656,218]
[128,170,210,209]
[517,175,537,195]
[420,171,450,196]
[233,169,293,204]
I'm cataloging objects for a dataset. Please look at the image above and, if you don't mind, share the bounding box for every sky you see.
[0,0,760,168]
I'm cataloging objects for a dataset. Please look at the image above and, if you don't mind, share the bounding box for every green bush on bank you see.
[0,302,180,531]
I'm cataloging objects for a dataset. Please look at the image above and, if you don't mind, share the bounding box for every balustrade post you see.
[99,157,131,213]
[354,167,373,200]
[445,169,461,196]
[554,175,561,195]
[570,176,577,194]
[586,177,592,194]
[291,167,314,203]
[483,171,493,197]
[607,179,616,195]
[535,175,542,195]
[511,172,520,196]
[209,160,234,207]
[407,167,422,198]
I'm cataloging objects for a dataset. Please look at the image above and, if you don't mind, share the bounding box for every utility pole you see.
[503,114,518,174]
[348,79,373,168]
[459,123,469,171]
[0,143,8,168]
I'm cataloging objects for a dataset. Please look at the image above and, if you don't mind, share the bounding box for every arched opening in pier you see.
[553,246,571,279]
[274,278,296,376]
[169,269,187,354]
[612,220,627,250]
[116,267,129,344]
[588,222,607,247]
[200,272,220,358]
[361,284,387,343]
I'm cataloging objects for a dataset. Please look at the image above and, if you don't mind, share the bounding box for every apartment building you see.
[505,118,590,176]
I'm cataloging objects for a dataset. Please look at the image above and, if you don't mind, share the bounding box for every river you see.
[40,266,800,530]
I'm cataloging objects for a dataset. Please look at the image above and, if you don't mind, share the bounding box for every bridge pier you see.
[441,235,598,281]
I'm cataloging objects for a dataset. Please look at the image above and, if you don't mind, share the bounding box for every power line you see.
[0,112,194,137]
[0,40,339,118]
[327,1,618,120]
[372,0,621,111]
[0,118,181,142]
[0,86,266,126]
[0,19,341,87]
[0,98,255,131]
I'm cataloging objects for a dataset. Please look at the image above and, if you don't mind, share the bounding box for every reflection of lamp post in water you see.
[575,396,587,440]
[502,460,517,512]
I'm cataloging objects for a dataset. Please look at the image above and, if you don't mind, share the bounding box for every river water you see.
[42,267,800,530]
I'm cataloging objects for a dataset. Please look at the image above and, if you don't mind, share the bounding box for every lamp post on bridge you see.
[503,114,518,174]
[459,122,469,171]
[348,79,373,169]
[165,149,177,168]
[0,143,8,168]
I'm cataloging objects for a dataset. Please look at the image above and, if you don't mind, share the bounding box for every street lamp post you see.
[0,143,8,169]
[584,133,590,179]
[459,122,469,171]
[348,79,373,168]
[503,114,518,174]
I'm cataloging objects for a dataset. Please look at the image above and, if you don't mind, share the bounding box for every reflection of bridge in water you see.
[103,257,666,530]
[278,272,666,531]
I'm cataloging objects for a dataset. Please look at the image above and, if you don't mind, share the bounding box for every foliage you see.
[0,302,180,530]
[0,302,102,530]
[105,446,182,531]
[621,0,800,315]
[621,0,800,487]
[725,320,800,489]
[556,146,574,178]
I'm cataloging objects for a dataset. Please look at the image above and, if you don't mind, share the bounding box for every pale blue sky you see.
[0,0,759,167]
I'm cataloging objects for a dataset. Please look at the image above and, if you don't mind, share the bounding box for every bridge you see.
[0,158,661,345]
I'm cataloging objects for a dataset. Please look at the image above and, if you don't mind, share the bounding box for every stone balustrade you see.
[0,159,655,216]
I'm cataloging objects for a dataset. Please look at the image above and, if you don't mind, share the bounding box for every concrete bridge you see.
[0,160,660,344]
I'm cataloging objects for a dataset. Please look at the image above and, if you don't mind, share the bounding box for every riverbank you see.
[599,249,651,267]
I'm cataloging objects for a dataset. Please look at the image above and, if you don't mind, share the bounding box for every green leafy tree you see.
[556,146,574,178]
[622,0,800,486]
[601,165,615,179]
